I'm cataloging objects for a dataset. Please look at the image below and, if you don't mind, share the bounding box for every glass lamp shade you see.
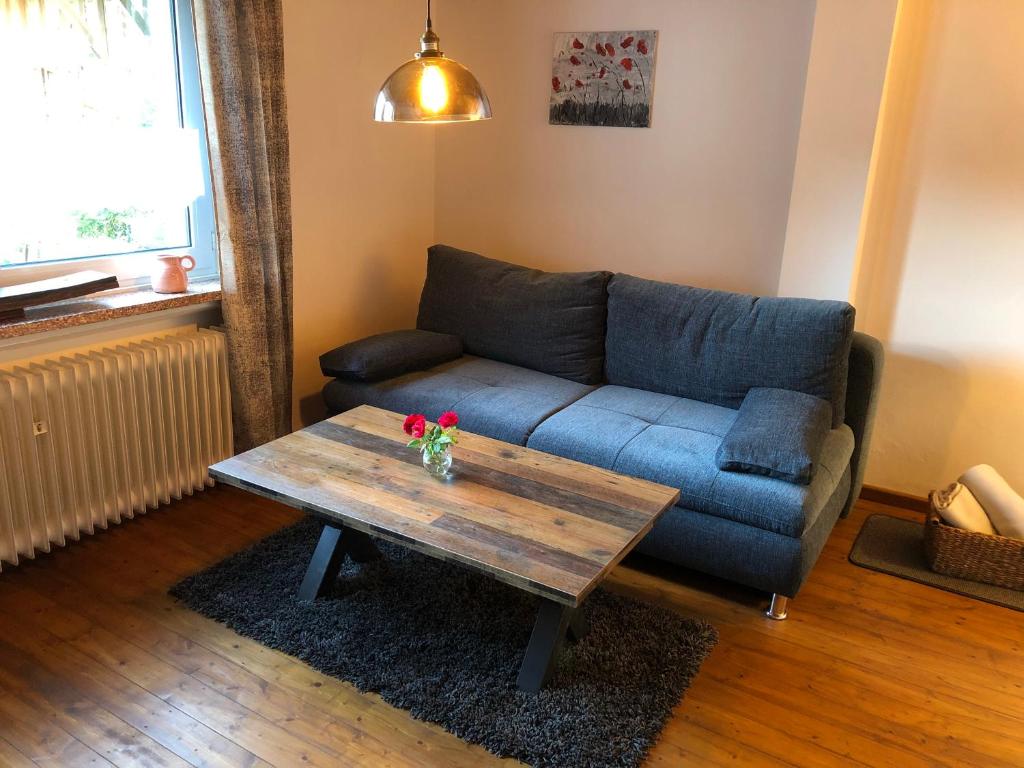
[374,56,492,123]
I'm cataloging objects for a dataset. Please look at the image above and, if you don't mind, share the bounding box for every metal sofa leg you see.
[765,594,789,621]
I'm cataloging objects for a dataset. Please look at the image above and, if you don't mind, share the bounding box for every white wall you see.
[776,0,897,300]
[283,0,435,427]
[432,0,815,295]
[280,0,1023,501]
[854,0,1024,495]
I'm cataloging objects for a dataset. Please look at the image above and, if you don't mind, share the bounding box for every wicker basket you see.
[924,495,1024,590]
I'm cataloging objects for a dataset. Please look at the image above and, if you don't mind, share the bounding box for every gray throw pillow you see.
[416,244,611,384]
[716,388,833,485]
[319,330,463,382]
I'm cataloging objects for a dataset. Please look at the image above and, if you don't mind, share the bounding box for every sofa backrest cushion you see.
[605,274,855,426]
[417,244,611,384]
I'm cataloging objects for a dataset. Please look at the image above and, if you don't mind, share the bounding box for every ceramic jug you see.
[151,254,195,294]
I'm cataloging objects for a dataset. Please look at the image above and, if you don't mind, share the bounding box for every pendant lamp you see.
[373,0,492,123]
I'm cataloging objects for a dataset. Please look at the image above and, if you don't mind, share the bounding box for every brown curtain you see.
[193,0,293,451]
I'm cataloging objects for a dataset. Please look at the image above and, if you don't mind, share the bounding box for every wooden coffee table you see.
[209,405,679,692]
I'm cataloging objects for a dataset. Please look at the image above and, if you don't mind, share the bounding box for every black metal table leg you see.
[299,524,381,600]
[517,598,573,692]
[567,606,589,643]
[298,524,349,600]
[346,530,383,563]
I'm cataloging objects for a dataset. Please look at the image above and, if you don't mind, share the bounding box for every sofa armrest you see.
[842,331,885,515]
[319,329,463,382]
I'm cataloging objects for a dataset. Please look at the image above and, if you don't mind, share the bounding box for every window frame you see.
[0,0,218,290]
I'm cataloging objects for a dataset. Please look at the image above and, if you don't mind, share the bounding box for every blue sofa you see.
[321,245,883,618]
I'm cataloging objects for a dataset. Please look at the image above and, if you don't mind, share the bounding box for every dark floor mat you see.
[171,518,719,768]
[849,514,1023,611]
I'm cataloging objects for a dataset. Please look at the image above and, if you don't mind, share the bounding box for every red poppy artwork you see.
[549,30,658,128]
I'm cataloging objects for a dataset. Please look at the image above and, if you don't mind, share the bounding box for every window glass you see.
[0,0,215,278]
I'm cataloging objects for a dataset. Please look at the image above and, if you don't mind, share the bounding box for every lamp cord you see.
[427,0,432,30]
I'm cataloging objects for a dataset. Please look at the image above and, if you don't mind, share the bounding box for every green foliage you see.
[407,425,458,456]
[76,208,137,241]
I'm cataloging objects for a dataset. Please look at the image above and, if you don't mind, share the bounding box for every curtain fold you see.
[193,0,293,450]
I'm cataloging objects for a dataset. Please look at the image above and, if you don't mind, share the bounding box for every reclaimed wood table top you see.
[210,405,680,606]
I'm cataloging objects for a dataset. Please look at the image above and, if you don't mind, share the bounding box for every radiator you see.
[0,329,232,570]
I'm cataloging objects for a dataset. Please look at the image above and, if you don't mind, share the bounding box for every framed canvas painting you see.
[550,31,659,127]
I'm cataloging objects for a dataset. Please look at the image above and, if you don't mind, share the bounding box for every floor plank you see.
[0,485,1019,767]
[0,737,37,768]
[0,659,190,768]
[0,684,116,767]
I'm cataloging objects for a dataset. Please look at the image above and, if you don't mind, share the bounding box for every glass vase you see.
[422,445,452,478]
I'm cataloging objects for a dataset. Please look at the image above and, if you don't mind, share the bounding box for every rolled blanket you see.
[931,482,996,535]
[960,464,1024,541]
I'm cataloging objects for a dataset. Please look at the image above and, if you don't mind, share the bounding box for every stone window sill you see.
[0,280,222,341]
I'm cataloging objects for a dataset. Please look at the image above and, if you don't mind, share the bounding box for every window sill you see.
[0,280,222,341]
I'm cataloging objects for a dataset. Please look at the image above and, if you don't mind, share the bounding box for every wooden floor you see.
[0,487,1019,767]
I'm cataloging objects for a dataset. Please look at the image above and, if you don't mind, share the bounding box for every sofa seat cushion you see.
[635,466,852,597]
[323,355,596,445]
[526,386,854,537]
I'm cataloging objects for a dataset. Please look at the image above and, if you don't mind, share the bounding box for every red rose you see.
[605,42,615,56]
[623,80,632,90]
[621,57,633,71]
[595,42,605,56]
[403,413,426,437]
[572,37,584,50]
[621,35,634,49]
[569,54,581,66]
[574,78,584,88]
[438,411,459,429]
[551,76,561,92]
[637,39,648,55]
[599,66,606,78]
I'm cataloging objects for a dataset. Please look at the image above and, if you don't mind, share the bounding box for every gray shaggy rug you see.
[170,518,718,768]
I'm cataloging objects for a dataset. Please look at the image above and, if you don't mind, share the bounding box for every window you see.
[0,0,216,287]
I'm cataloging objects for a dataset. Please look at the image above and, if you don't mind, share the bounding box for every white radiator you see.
[0,329,232,570]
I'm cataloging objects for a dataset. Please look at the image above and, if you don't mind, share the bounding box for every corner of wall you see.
[774,1,820,298]
[775,0,899,302]
[848,0,917,335]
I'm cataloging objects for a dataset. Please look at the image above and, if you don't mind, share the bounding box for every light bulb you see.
[419,65,448,113]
